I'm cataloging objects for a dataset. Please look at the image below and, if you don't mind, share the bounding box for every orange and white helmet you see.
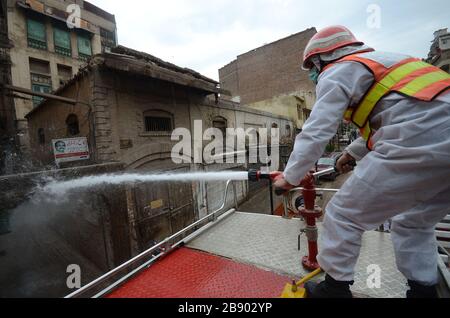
[302,25,364,70]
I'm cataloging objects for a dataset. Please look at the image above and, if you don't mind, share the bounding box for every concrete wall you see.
[244,92,316,129]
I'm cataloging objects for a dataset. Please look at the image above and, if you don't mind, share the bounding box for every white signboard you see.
[52,137,90,164]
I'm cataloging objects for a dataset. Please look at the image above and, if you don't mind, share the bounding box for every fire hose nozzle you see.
[248,169,283,182]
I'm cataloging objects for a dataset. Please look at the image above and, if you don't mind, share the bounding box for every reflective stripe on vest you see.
[331,52,450,149]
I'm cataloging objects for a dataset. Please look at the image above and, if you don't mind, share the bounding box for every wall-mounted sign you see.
[52,137,90,164]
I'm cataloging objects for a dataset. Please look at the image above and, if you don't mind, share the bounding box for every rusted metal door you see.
[133,168,195,251]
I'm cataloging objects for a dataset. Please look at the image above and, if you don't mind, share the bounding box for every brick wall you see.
[219,60,239,102]
[91,67,116,162]
[27,73,93,167]
[219,28,317,105]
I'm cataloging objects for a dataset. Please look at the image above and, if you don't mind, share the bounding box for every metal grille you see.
[78,53,91,62]
[145,116,172,132]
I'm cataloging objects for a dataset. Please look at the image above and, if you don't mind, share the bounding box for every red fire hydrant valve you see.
[298,172,323,271]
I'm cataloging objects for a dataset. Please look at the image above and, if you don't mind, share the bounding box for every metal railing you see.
[65,180,241,298]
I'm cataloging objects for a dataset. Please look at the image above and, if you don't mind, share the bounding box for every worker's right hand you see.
[273,176,295,196]
[336,152,357,174]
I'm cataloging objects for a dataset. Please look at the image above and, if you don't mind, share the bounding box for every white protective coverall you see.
[284,54,450,285]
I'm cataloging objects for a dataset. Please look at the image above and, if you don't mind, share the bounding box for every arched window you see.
[143,110,174,133]
[272,123,278,129]
[38,128,45,145]
[66,114,79,136]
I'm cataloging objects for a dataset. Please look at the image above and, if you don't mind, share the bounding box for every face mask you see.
[309,67,320,84]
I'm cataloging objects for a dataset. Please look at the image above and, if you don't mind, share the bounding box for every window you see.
[54,27,71,57]
[29,58,50,74]
[143,110,173,133]
[29,58,51,106]
[318,158,335,166]
[57,64,72,86]
[27,18,47,50]
[31,82,51,106]
[145,117,172,132]
[31,74,51,107]
[77,34,92,61]
[66,114,80,136]
[38,128,45,145]
[100,27,116,53]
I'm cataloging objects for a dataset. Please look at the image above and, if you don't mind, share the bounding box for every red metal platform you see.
[107,247,290,298]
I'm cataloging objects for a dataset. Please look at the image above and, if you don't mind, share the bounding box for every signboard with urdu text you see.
[52,137,90,164]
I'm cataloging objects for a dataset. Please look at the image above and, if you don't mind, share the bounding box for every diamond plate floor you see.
[187,212,408,298]
[106,247,291,298]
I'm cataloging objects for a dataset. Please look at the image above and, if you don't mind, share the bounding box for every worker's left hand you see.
[273,176,295,196]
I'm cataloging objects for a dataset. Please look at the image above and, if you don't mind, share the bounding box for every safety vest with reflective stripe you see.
[325,51,450,150]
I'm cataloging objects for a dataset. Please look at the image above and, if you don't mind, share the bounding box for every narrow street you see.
[239,173,351,215]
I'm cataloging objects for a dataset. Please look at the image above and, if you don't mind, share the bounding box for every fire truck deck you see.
[106,212,407,298]
[66,179,450,299]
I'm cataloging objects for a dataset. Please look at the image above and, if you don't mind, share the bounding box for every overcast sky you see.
[89,0,449,81]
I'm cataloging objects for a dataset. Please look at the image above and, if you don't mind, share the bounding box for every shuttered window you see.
[27,19,47,50]
[77,35,92,61]
[145,117,172,132]
[54,27,71,57]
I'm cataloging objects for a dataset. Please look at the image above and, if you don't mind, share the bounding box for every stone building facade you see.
[5,0,117,152]
[219,28,317,130]
[426,28,450,73]
[25,46,293,254]
[0,0,16,175]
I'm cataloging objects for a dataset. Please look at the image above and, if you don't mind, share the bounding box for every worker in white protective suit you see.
[274,25,450,298]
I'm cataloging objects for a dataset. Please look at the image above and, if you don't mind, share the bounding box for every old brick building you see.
[426,28,450,73]
[0,0,16,175]
[5,0,117,153]
[25,45,293,255]
[219,28,317,130]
